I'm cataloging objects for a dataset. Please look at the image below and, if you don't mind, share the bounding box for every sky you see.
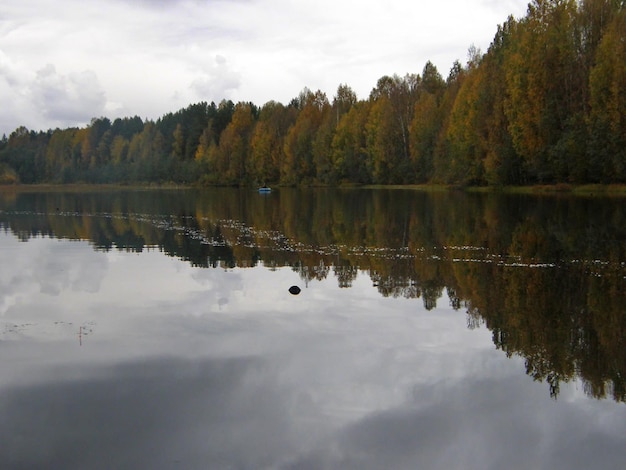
[0,0,530,136]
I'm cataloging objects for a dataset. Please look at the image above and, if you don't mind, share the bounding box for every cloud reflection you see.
[2,232,626,469]
[2,357,626,470]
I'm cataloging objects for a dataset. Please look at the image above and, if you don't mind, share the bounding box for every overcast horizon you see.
[0,0,530,137]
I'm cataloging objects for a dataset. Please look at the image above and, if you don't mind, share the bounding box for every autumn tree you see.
[331,101,372,183]
[333,84,357,124]
[482,18,523,185]
[282,89,329,185]
[45,128,77,182]
[0,127,49,183]
[432,61,466,182]
[109,135,130,169]
[215,102,256,185]
[248,101,297,185]
[409,62,446,183]
[194,124,217,183]
[74,117,111,175]
[321,84,361,183]
[443,48,489,185]
[588,8,626,181]
[504,0,584,183]
[367,74,420,183]
[126,122,168,181]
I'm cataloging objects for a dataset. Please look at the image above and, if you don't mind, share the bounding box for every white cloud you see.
[189,54,242,99]
[0,0,530,135]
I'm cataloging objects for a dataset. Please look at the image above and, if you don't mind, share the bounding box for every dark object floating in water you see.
[289,285,301,295]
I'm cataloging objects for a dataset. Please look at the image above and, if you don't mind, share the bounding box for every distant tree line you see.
[1,0,625,187]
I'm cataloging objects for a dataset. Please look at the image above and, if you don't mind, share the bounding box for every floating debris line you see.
[2,209,625,277]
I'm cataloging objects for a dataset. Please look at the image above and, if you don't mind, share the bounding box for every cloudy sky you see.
[0,0,529,136]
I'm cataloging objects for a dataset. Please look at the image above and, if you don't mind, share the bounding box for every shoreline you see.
[2,182,626,196]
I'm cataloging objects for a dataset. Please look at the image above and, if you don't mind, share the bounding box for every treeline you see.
[1,0,625,187]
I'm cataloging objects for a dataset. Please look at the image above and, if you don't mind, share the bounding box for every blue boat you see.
[258,185,271,193]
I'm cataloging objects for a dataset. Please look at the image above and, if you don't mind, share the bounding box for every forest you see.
[0,0,625,187]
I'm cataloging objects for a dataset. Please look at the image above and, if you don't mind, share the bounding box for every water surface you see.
[1,188,625,469]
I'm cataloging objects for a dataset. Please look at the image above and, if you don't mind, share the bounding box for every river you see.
[1,187,625,469]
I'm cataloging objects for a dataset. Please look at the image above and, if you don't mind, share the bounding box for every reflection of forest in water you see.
[1,187,626,403]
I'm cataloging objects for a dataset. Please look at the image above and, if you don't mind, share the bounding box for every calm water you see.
[1,188,626,469]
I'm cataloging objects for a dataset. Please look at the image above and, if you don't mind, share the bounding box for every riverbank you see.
[0,182,190,193]
[3,182,626,196]
[359,183,626,196]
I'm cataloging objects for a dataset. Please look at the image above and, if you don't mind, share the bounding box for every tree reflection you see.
[1,188,626,402]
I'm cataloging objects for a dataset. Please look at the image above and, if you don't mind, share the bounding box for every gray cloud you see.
[0,54,108,132]
[0,49,31,133]
[0,50,21,87]
[32,64,106,123]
